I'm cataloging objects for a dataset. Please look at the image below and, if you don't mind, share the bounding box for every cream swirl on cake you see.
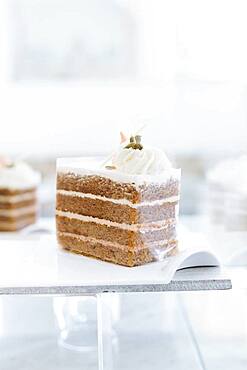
[111,135,172,175]
[0,161,41,190]
[112,146,172,175]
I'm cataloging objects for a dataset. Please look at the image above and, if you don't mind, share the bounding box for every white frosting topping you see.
[57,157,180,186]
[111,146,172,175]
[0,162,41,190]
[57,136,180,185]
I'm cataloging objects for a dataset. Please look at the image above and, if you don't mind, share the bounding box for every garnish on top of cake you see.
[0,156,41,232]
[106,134,172,175]
[124,135,143,150]
[56,134,181,266]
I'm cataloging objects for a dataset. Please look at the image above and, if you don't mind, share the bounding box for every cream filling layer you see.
[57,231,176,251]
[56,210,176,232]
[0,218,34,229]
[0,205,37,217]
[0,192,35,203]
[57,189,179,207]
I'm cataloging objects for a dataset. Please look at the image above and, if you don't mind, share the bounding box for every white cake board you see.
[0,231,230,295]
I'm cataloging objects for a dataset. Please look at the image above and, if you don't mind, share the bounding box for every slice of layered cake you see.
[56,135,181,266]
[0,158,41,231]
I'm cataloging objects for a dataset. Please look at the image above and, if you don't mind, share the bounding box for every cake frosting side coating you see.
[57,157,180,186]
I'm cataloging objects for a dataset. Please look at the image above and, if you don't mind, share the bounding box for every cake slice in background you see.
[207,155,247,230]
[56,135,181,266]
[0,157,41,231]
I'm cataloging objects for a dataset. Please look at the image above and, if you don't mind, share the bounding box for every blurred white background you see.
[1,0,246,154]
[0,0,247,215]
[1,4,247,370]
